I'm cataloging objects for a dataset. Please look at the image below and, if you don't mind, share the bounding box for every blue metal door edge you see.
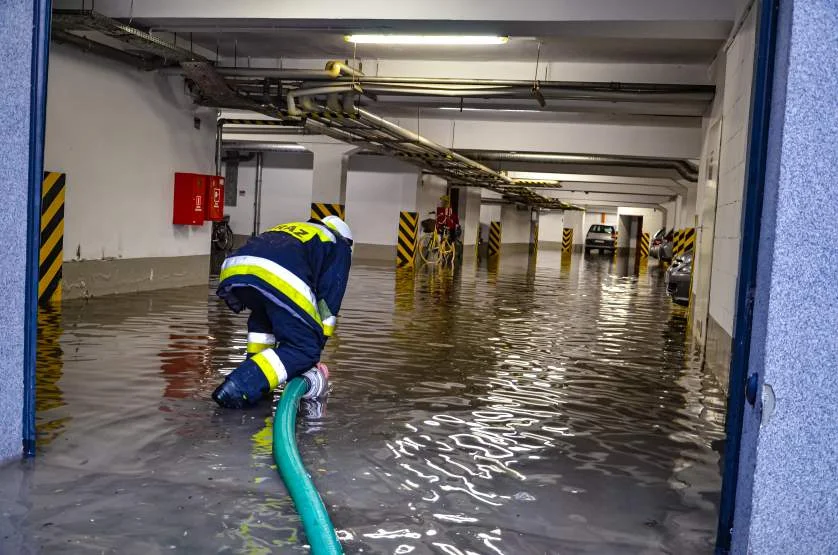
[714,0,781,551]
[23,0,54,457]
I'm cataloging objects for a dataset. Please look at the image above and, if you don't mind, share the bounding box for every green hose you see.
[272,378,343,555]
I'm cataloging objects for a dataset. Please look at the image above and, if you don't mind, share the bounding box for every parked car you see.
[665,251,693,305]
[656,228,675,262]
[649,228,666,259]
[585,224,617,254]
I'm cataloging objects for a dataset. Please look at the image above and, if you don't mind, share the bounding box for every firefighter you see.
[212,215,353,408]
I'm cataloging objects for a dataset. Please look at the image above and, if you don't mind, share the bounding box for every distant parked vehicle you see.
[656,228,675,262]
[649,228,666,259]
[665,251,693,305]
[585,224,617,255]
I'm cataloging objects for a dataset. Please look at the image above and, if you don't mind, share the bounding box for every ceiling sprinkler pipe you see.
[325,60,364,79]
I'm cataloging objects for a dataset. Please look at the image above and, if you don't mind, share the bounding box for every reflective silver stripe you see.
[248,332,276,345]
[322,316,336,336]
[221,255,318,319]
[309,222,336,242]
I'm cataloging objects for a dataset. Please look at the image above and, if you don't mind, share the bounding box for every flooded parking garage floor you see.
[0,252,726,554]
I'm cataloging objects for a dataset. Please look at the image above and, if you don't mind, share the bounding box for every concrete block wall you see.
[45,45,216,298]
[708,6,757,338]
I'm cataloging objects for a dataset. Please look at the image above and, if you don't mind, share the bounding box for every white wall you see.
[417,174,448,221]
[564,210,586,246]
[227,152,314,235]
[45,45,215,261]
[345,156,419,246]
[456,187,482,246]
[661,200,677,229]
[617,206,665,235]
[708,6,757,336]
[539,211,565,245]
[500,205,532,244]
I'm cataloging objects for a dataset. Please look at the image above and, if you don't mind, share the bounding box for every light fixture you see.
[506,171,568,181]
[438,107,542,114]
[345,34,508,46]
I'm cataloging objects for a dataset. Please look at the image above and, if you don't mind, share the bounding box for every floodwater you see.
[0,252,726,554]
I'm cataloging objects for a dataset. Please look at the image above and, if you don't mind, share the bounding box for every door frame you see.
[715,0,781,550]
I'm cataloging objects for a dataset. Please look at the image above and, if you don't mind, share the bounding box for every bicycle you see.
[418,225,458,270]
[212,214,234,252]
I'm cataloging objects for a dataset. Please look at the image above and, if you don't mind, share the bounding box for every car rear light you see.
[652,239,662,245]
[611,232,617,239]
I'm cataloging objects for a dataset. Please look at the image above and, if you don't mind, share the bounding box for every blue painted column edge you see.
[23,0,53,457]
[714,0,781,551]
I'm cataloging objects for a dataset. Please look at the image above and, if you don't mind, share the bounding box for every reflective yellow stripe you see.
[322,316,336,337]
[251,351,285,390]
[248,342,275,354]
[268,222,335,243]
[220,257,321,326]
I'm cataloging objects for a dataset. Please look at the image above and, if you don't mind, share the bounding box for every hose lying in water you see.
[272,377,343,555]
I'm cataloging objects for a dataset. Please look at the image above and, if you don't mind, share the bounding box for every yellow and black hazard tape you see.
[39,172,65,306]
[221,119,285,126]
[562,228,573,253]
[488,221,502,257]
[673,227,696,257]
[640,232,650,257]
[396,211,418,267]
[310,202,345,221]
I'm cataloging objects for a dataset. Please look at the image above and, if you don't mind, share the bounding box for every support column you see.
[305,141,355,220]
[1,0,50,462]
[730,1,838,553]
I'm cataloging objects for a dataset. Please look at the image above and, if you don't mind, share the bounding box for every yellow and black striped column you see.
[673,228,696,257]
[640,232,650,257]
[39,172,65,306]
[396,211,418,267]
[562,228,574,253]
[310,202,345,221]
[488,221,502,257]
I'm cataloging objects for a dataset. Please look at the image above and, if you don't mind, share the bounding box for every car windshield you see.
[653,228,665,239]
[588,225,615,234]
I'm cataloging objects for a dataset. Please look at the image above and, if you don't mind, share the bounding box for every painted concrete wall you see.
[538,211,565,246]
[500,205,533,245]
[455,187,482,247]
[228,152,314,235]
[734,1,838,551]
[564,210,586,246]
[345,156,419,246]
[617,207,664,235]
[45,45,216,262]
[708,6,757,337]
[0,0,35,464]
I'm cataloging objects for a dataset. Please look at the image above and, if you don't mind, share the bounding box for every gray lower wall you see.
[0,0,35,464]
[705,315,731,394]
[352,243,395,262]
[63,255,209,299]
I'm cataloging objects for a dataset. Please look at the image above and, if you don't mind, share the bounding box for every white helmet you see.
[321,215,353,243]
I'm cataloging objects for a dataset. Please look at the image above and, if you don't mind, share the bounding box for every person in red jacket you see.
[435,195,460,240]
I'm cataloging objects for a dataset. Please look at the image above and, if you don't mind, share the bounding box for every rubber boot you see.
[212,360,271,408]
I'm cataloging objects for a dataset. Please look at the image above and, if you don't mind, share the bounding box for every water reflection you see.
[0,252,724,554]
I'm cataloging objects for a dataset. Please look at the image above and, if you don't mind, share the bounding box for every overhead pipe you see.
[324,60,363,79]
[460,151,699,182]
[253,152,264,236]
[223,141,308,152]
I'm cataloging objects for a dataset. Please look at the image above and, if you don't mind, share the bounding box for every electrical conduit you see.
[272,378,343,554]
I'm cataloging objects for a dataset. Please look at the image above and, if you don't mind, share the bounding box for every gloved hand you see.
[301,362,329,399]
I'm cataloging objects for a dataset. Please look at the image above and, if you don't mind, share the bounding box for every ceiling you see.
[179,29,724,64]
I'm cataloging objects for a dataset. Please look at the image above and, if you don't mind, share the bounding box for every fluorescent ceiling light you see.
[438,106,541,113]
[506,171,569,181]
[345,34,508,46]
